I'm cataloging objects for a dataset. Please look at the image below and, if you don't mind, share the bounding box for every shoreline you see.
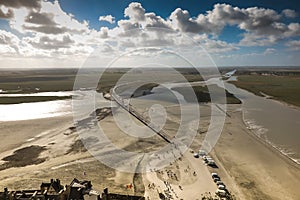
[241,108,300,168]
[227,80,300,166]
[0,87,299,199]
[212,104,300,199]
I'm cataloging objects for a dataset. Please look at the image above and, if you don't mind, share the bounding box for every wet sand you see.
[211,104,300,200]
[0,102,299,199]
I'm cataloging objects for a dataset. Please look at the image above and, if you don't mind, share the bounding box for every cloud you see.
[239,33,278,46]
[124,2,145,22]
[144,12,171,29]
[112,2,171,38]
[284,23,300,37]
[0,6,14,18]
[99,27,109,38]
[285,40,300,51]
[9,1,89,34]
[263,48,276,54]
[180,4,278,41]
[25,11,56,25]
[169,8,221,34]
[23,25,69,34]
[24,34,74,50]
[0,0,41,9]
[169,3,300,45]
[99,15,115,24]
[282,9,297,18]
[0,30,19,53]
[203,39,239,53]
[0,1,299,68]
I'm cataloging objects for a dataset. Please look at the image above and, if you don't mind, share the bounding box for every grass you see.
[0,96,71,104]
[230,74,300,107]
[130,83,159,98]
[0,68,205,94]
[173,84,241,104]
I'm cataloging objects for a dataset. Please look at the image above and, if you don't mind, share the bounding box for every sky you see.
[0,0,300,68]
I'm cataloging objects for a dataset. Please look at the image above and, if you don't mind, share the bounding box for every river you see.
[136,78,300,165]
[1,81,299,165]
[224,79,300,165]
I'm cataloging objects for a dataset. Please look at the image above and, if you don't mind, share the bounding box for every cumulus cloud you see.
[144,12,171,29]
[169,3,300,45]
[0,0,41,9]
[24,34,74,50]
[239,33,278,46]
[9,1,89,34]
[99,15,115,24]
[124,2,145,22]
[203,39,239,53]
[0,1,299,67]
[0,30,19,52]
[111,2,171,39]
[169,8,221,34]
[99,27,109,38]
[263,48,276,54]
[0,6,14,18]
[285,40,300,51]
[282,9,297,18]
[25,11,56,25]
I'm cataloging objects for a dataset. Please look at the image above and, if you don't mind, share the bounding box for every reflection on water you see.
[0,100,72,121]
[0,91,76,121]
[0,91,75,97]
[0,90,112,122]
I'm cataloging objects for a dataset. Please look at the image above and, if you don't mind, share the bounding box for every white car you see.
[218,185,226,190]
[211,173,219,178]
[193,153,199,158]
[215,189,226,197]
[198,150,206,156]
[216,181,224,186]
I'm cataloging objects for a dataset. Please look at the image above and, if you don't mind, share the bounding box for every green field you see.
[0,96,71,104]
[0,68,205,104]
[173,84,241,104]
[230,74,300,107]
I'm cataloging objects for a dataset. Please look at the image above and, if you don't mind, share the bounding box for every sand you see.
[211,104,300,200]
[0,102,299,200]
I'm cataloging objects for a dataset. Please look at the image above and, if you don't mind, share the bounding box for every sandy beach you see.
[211,104,300,200]
[0,101,299,199]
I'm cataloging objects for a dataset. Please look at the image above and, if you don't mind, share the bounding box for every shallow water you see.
[224,80,300,164]
[0,91,111,121]
[0,99,72,121]
[141,78,300,164]
[0,91,75,97]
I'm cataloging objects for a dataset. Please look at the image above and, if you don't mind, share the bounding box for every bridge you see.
[111,84,172,143]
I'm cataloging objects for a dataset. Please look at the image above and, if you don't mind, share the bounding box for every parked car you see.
[198,150,206,156]
[213,177,220,182]
[218,185,226,190]
[207,160,216,166]
[216,181,224,186]
[204,157,213,163]
[211,173,219,179]
[215,189,226,197]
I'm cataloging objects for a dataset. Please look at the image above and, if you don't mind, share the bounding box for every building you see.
[0,178,99,200]
[0,179,144,200]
